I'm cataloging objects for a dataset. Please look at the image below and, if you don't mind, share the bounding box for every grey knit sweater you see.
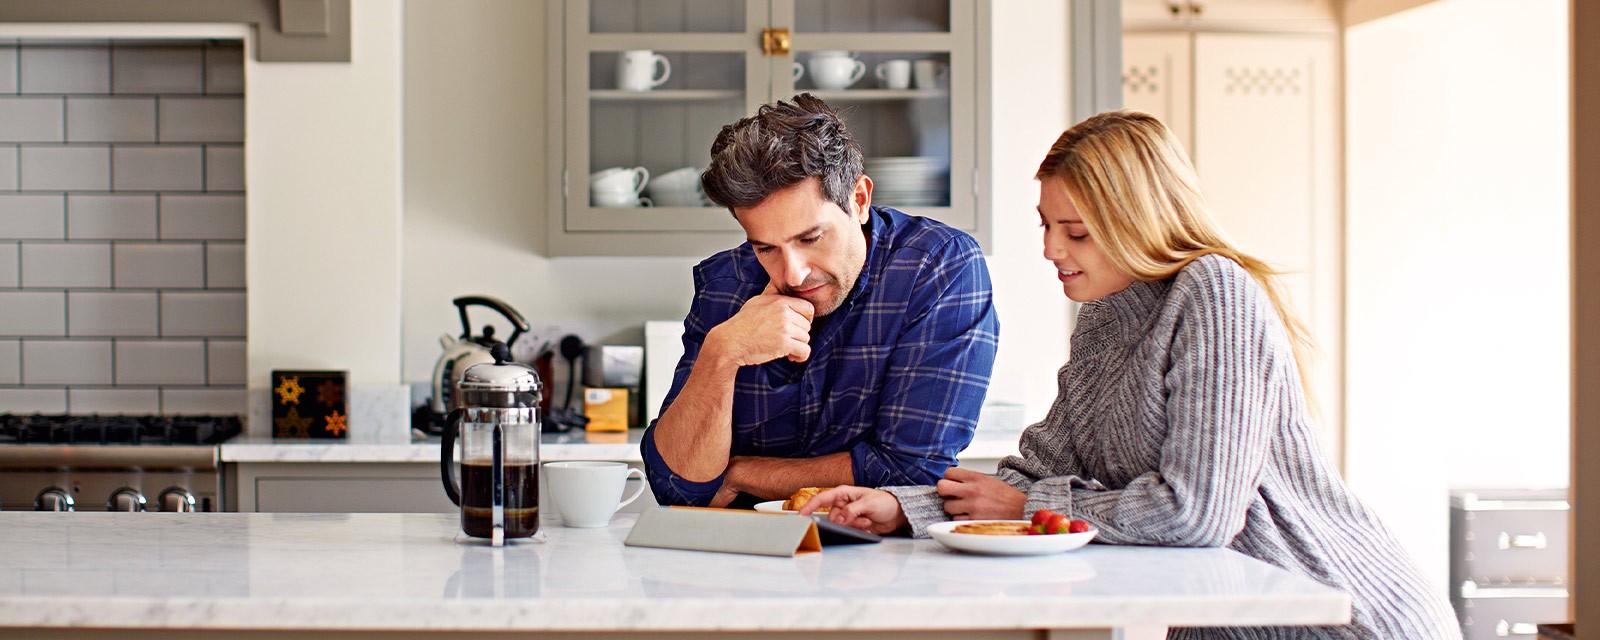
[886,254,1460,639]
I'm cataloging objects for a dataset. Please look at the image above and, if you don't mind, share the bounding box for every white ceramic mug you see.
[792,62,804,82]
[590,166,649,195]
[913,59,944,89]
[650,189,705,207]
[592,190,653,208]
[652,167,700,192]
[545,461,647,528]
[617,50,671,91]
[875,59,911,89]
[809,56,865,90]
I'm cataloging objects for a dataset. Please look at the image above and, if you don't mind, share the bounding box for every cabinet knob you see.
[1167,2,1183,17]
[1189,2,1204,17]
[761,28,791,56]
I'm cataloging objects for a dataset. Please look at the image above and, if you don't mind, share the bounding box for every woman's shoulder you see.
[1169,253,1266,311]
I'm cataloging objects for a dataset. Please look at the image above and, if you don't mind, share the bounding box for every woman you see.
[800,110,1460,639]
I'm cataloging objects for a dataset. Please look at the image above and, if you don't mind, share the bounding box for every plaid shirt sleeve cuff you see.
[639,427,725,507]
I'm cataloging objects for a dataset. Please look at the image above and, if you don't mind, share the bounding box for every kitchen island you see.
[0,512,1348,639]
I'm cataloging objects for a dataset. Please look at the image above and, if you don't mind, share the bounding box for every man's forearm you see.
[652,349,741,482]
[725,453,856,500]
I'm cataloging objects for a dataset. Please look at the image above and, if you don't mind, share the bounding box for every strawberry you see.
[1047,513,1072,535]
[1068,519,1091,534]
[1030,509,1055,535]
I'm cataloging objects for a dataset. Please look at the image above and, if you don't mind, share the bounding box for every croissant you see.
[782,486,829,512]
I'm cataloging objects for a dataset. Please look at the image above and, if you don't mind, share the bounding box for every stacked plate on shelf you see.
[865,156,948,207]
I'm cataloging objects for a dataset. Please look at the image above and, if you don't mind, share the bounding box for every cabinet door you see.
[1124,0,1336,31]
[1191,32,1340,449]
[559,0,766,252]
[1121,32,1193,155]
[779,0,982,233]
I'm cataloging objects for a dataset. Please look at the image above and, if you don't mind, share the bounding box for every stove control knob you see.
[35,487,75,512]
[158,487,198,513]
[107,487,147,512]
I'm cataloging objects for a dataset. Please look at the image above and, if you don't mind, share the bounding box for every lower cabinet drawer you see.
[1455,584,1568,640]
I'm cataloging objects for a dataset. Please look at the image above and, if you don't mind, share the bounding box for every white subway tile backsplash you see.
[158,98,243,143]
[70,388,160,414]
[67,97,157,143]
[0,48,17,93]
[159,194,244,240]
[0,98,65,143]
[115,340,205,385]
[0,243,16,287]
[207,339,245,385]
[0,194,64,239]
[21,243,110,288]
[68,291,158,337]
[20,146,111,191]
[7,41,247,411]
[161,292,244,337]
[113,243,203,288]
[0,388,67,413]
[112,47,203,95]
[0,292,65,335]
[111,146,202,191]
[0,340,18,384]
[206,243,245,288]
[67,194,157,240]
[0,146,17,190]
[20,47,111,94]
[204,146,244,192]
[24,340,113,385]
[204,46,244,94]
[163,388,245,415]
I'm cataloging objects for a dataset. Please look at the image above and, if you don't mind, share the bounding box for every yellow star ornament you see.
[325,411,347,436]
[275,376,305,405]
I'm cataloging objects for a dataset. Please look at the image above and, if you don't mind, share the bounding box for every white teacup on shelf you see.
[592,189,653,208]
[809,55,865,91]
[653,167,700,192]
[590,166,649,195]
[914,60,946,89]
[651,189,706,207]
[875,59,911,90]
[617,50,671,92]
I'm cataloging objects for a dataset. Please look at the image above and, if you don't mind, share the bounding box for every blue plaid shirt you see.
[641,206,999,506]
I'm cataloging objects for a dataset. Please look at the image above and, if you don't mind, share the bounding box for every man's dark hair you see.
[701,93,864,215]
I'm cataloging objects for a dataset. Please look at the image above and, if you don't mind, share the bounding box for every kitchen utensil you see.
[808,55,865,90]
[616,50,670,91]
[543,461,645,528]
[440,344,542,546]
[875,59,911,89]
[430,296,531,415]
[543,335,590,432]
[924,520,1098,556]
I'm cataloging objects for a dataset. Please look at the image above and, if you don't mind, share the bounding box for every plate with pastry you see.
[925,519,1098,556]
[754,487,832,514]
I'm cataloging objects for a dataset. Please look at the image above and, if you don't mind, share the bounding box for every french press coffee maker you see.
[440,343,542,546]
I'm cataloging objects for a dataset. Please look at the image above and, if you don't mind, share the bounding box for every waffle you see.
[951,521,1031,536]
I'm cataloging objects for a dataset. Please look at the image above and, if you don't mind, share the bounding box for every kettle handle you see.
[452,296,531,347]
[439,408,465,506]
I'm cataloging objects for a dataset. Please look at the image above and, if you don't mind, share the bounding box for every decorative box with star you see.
[271,370,350,440]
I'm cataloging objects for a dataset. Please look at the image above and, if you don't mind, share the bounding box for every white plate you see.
[753,500,797,514]
[925,520,1098,556]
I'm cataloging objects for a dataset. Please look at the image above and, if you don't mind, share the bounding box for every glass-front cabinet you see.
[546,0,990,256]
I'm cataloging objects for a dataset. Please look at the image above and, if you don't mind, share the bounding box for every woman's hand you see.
[937,467,1026,520]
[799,486,909,535]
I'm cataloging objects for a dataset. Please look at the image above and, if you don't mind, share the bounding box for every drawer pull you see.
[1496,619,1538,636]
[1497,531,1547,549]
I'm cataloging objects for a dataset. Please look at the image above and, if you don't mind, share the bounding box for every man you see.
[641,94,999,508]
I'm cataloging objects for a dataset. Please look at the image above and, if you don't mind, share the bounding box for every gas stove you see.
[0,414,241,513]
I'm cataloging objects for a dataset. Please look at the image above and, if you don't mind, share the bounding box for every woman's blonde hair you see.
[1036,109,1315,395]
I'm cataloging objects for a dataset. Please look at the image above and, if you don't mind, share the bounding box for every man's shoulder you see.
[875,206,982,262]
[692,244,763,290]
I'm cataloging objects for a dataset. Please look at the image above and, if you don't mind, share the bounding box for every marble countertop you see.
[221,429,1022,464]
[0,512,1349,633]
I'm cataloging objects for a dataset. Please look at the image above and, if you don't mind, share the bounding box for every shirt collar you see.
[1071,276,1170,355]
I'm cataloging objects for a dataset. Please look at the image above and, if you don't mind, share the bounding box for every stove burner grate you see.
[0,414,242,446]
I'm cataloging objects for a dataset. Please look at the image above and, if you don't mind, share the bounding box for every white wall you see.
[1345,0,1569,592]
[400,1,1073,421]
[246,0,404,388]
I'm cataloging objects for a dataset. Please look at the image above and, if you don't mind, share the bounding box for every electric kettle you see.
[430,296,531,414]
[440,343,543,546]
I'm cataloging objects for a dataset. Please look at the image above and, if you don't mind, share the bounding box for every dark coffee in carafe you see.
[459,459,539,538]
